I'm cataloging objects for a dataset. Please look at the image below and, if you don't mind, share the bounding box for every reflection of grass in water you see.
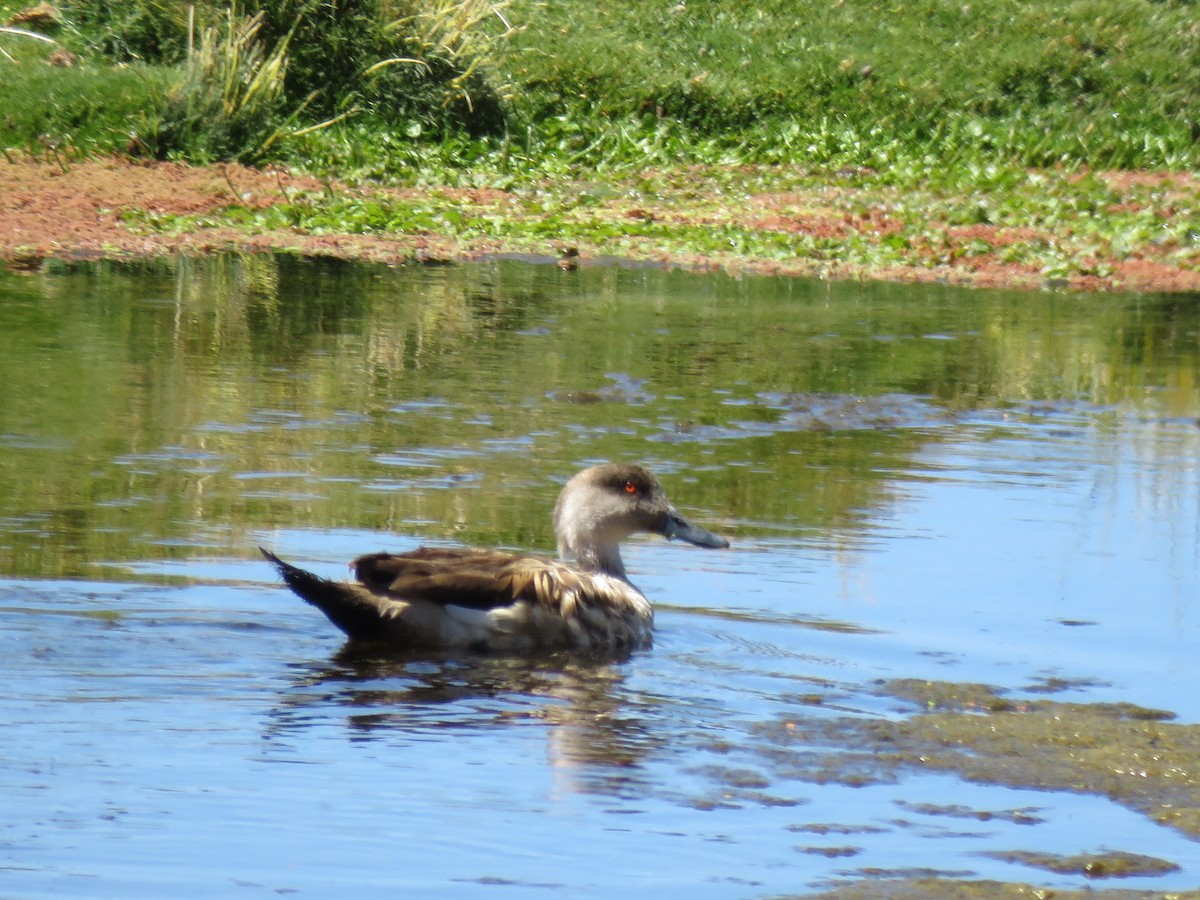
[3,256,1200,578]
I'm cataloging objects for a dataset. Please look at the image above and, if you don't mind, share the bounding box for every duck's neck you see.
[558,534,628,579]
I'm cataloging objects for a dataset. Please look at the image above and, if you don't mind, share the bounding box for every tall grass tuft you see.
[247,0,515,136]
[35,1,517,160]
[149,9,302,163]
[371,0,514,117]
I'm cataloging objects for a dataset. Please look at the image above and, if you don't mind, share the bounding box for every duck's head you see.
[553,463,729,576]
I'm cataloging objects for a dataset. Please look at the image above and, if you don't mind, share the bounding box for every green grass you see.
[0,60,173,159]
[2,0,1199,172]
[285,0,1200,177]
[498,0,1199,170]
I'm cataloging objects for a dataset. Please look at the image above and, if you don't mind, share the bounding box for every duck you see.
[261,463,729,653]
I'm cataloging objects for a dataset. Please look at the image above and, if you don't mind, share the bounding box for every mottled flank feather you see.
[262,463,728,653]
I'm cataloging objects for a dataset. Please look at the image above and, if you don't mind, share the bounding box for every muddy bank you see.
[0,157,456,268]
[2,157,1197,292]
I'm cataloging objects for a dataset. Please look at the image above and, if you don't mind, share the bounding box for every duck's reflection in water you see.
[266,644,664,796]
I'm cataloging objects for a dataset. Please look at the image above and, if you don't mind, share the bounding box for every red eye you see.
[623,481,638,494]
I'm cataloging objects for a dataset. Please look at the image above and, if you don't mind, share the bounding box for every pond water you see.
[2,255,1200,897]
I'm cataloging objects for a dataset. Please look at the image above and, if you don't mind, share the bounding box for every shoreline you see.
[3,156,1197,293]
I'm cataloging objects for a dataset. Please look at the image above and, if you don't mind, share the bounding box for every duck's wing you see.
[350,549,547,614]
[264,546,652,651]
[353,548,654,650]
[352,547,557,611]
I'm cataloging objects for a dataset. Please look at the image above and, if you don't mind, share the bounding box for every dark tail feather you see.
[260,547,393,641]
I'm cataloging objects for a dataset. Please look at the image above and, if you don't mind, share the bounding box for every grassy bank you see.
[2,0,1198,175]
[499,0,1200,172]
[1,2,1197,291]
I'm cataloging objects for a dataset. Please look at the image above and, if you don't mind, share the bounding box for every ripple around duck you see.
[763,392,958,432]
[389,397,456,415]
[372,446,482,468]
[114,447,231,468]
[648,392,1151,446]
[361,473,484,493]
[0,433,74,450]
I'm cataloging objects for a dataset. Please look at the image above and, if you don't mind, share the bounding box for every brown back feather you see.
[352,548,564,611]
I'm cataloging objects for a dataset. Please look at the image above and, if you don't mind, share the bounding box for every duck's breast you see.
[521,568,653,651]
[418,569,653,652]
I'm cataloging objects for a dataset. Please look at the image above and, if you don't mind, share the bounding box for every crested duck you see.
[261,463,729,653]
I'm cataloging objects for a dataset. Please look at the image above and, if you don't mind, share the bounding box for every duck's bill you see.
[663,511,730,549]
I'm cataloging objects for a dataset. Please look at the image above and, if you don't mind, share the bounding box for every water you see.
[2,255,1200,896]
